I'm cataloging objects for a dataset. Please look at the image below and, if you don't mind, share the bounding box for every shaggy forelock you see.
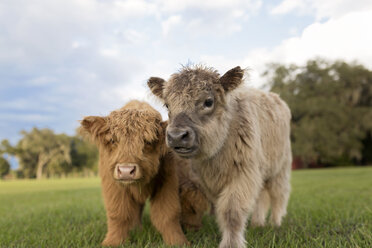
[163,66,221,107]
[107,109,162,144]
[177,64,219,77]
[169,65,219,91]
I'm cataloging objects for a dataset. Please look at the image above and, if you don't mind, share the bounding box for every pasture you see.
[0,167,371,248]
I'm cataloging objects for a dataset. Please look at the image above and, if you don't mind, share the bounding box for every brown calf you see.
[80,100,208,246]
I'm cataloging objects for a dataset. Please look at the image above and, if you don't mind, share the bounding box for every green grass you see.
[1,167,371,248]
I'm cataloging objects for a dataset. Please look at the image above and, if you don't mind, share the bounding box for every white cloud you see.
[270,0,302,15]
[162,15,182,36]
[242,10,372,86]
[111,0,157,18]
[28,76,57,86]
[199,55,242,74]
[157,0,261,12]
[271,0,372,20]
[71,41,86,49]
[100,48,120,57]
[157,0,262,36]
[123,29,148,44]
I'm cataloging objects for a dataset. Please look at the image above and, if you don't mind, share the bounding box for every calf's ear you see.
[147,77,165,99]
[79,116,107,139]
[218,66,244,92]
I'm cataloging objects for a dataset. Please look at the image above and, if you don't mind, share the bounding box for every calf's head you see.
[148,66,244,159]
[80,101,167,185]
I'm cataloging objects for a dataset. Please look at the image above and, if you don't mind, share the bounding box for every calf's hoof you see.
[101,236,124,247]
[250,219,266,227]
[219,236,246,248]
[165,235,190,247]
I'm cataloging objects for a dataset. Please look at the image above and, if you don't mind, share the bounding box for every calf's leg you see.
[101,180,142,246]
[179,183,209,230]
[250,188,270,227]
[150,174,188,245]
[267,168,291,226]
[216,178,261,248]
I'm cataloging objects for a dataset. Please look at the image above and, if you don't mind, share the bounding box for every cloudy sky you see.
[1,0,372,144]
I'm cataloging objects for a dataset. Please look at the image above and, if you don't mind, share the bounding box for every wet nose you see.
[116,163,137,180]
[167,127,195,149]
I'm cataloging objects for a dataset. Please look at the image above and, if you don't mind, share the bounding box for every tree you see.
[0,140,13,178]
[0,157,10,178]
[70,135,98,173]
[1,128,99,178]
[264,59,372,167]
[5,128,72,179]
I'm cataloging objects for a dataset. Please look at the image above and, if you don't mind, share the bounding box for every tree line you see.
[0,59,371,179]
[0,128,98,179]
[264,59,372,168]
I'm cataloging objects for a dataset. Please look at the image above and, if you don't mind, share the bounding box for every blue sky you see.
[1,0,372,145]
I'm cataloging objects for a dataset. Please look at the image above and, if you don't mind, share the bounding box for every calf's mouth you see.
[173,146,198,157]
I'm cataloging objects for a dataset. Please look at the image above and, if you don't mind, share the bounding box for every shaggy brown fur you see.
[148,66,292,248]
[178,161,210,230]
[80,100,208,246]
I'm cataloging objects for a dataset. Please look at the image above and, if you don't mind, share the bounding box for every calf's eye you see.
[204,99,214,108]
[144,140,156,151]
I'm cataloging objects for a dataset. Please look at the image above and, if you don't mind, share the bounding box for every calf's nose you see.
[116,163,137,180]
[167,127,195,148]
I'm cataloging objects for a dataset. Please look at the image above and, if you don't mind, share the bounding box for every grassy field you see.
[0,167,371,248]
